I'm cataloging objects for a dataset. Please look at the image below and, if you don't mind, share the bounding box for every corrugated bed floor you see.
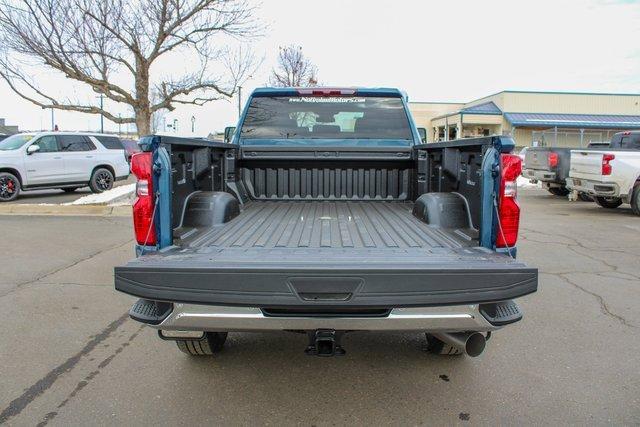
[190,201,474,250]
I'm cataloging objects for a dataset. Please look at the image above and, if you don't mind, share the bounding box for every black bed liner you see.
[190,201,473,250]
[115,200,537,307]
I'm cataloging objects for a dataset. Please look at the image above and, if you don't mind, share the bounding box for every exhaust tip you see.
[431,332,487,357]
[465,332,486,357]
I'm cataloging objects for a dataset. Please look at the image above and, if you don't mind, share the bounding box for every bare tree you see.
[0,0,260,135]
[269,45,318,87]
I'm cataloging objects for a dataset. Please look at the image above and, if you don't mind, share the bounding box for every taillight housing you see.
[496,153,522,248]
[130,152,156,246]
[601,153,614,176]
[548,152,558,168]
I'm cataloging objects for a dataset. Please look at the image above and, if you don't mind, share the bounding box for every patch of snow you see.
[64,183,135,206]
[517,176,542,189]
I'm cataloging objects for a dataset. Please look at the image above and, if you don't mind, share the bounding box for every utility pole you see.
[238,86,242,118]
[96,94,104,132]
[191,116,196,133]
[118,113,121,135]
[51,108,55,131]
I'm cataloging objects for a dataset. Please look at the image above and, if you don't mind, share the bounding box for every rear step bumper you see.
[565,178,619,197]
[130,299,524,332]
[522,168,557,182]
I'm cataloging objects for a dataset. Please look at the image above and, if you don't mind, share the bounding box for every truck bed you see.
[115,200,537,308]
[190,200,474,251]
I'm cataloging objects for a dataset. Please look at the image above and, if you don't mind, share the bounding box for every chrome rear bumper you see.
[523,169,556,182]
[151,303,499,332]
[566,177,619,197]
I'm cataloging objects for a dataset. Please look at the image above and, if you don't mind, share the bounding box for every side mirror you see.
[27,145,40,155]
[417,127,427,143]
[224,126,236,143]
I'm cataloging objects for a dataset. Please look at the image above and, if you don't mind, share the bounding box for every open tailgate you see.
[115,247,537,308]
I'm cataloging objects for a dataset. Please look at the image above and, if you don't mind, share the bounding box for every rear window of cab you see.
[240,96,413,146]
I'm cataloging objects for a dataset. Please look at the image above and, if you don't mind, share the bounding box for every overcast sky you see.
[1,0,639,135]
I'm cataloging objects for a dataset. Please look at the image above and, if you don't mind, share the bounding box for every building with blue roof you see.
[409,90,640,147]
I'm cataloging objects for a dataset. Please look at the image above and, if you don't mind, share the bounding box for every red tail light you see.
[130,152,156,246]
[548,152,558,168]
[496,153,521,248]
[601,153,614,176]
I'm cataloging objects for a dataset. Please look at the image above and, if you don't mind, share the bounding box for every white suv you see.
[0,132,130,202]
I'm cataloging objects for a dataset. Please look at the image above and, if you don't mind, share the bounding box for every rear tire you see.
[594,196,622,209]
[630,183,640,216]
[89,168,114,193]
[0,172,20,202]
[547,186,570,197]
[578,192,593,202]
[425,333,463,356]
[176,332,228,356]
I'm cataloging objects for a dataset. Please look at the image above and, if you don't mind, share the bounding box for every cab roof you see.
[32,131,117,137]
[251,87,405,98]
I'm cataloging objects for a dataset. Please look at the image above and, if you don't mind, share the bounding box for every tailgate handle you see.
[298,293,352,301]
[288,277,364,302]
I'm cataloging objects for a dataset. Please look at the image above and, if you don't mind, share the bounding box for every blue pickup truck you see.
[115,87,537,358]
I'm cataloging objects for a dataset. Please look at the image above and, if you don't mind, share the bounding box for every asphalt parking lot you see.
[5,176,135,205]
[0,188,638,425]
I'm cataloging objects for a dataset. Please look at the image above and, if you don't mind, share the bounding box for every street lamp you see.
[191,116,196,133]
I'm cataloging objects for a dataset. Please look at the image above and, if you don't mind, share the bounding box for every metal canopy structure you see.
[504,112,640,129]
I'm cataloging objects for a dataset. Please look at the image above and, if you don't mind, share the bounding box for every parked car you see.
[566,131,640,214]
[121,138,141,163]
[115,87,537,359]
[0,132,130,202]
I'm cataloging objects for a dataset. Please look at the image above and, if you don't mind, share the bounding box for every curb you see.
[0,204,131,217]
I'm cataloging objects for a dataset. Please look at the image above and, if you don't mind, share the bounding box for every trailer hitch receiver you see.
[305,330,345,357]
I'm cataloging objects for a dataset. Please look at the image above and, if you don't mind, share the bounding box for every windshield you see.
[240,96,413,146]
[0,134,34,151]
